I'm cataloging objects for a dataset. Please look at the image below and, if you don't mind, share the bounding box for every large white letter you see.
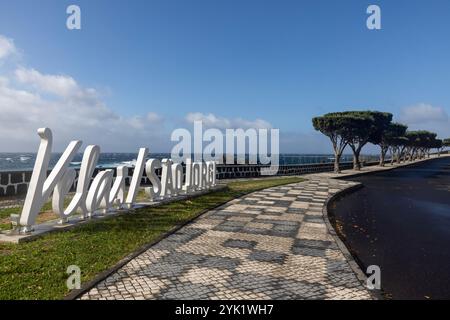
[86,170,114,216]
[53,145,100,221]
[206,161,217,187]
[172,163,183,195]
[52,168,77,223]
[125,148,148,208]
[145,159,161,201]
[192,162,201,190]
[182,158,194,194]
[107,166,128,209]
[160,159,174,197]
[20,128,81,230]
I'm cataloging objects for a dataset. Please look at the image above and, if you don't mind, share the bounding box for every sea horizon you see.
[0,152,380,172]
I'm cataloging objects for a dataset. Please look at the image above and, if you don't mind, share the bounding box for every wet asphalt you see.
[330,157,450,299]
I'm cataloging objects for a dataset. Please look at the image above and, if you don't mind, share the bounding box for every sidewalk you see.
[80,177,373,300]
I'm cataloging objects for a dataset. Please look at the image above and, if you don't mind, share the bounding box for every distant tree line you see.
[312,111,450,173]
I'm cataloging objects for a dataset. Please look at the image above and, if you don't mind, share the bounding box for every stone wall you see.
[215,162,357,179]
[0,171,31,197]
[0,161,376,198]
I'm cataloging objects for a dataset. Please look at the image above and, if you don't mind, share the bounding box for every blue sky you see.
[0,0,450,152]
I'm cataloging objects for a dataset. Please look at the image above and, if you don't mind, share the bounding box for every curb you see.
[322,183,384,300]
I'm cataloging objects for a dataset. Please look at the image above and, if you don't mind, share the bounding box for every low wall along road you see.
[0,161,371,198]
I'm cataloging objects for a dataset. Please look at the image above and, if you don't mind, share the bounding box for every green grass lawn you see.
[0,176,305,300]
[0,207,20,230]
[0,197,74,231]
[0,206,21,220]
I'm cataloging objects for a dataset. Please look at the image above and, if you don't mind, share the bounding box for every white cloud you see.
[396,103,450,139]
[15,67,80,98]
[185,112,272,129]
[0,35,278,153]
[0,35,167,152]
[0,35,16,60]
[399,103,448,124]
[147,112,163,123]
[0,76,168,152]
[0,34,314,154]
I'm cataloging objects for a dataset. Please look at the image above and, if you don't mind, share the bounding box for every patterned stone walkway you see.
[81,177,373,300]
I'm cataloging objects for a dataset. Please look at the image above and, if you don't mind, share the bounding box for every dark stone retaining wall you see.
[215,162,358,179]
[0,171,32,197]
[0,161,379,198]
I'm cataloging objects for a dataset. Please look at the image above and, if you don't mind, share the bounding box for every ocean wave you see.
[121,160,137,166]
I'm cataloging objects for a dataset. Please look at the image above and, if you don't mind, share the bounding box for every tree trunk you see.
[353,149,361,170]
[331,137,346,174]
[379,146,387,167]
[391,147,398,165]
[398,149,403,163]
[334,153,341,173]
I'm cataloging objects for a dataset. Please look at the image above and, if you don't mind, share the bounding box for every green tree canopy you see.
[404,130,438,159]
[313,110,393,170]
[384,123,408,145]
[326,111,392,170]
[312,114,354,173]
[431,138,443,150]
[377,122,407,166]
[443,138,450,147]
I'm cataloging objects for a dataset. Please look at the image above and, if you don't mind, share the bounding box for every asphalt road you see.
[330,157,450,299]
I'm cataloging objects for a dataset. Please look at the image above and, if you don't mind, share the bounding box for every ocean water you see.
[0,153,372,171]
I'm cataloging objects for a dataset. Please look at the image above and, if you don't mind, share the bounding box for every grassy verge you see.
[0,176,305,300]
[0,198,74,231]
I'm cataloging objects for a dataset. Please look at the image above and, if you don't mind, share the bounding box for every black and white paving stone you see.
[81,177,373,300]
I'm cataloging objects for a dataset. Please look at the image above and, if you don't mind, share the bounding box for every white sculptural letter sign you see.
[20,128,81,231]
[19,128,217,234]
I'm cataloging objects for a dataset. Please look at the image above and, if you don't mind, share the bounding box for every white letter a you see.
[366,5,381,30]
[66,5,81,30]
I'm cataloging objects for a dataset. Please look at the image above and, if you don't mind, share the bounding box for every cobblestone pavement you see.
[81,177,373,300]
